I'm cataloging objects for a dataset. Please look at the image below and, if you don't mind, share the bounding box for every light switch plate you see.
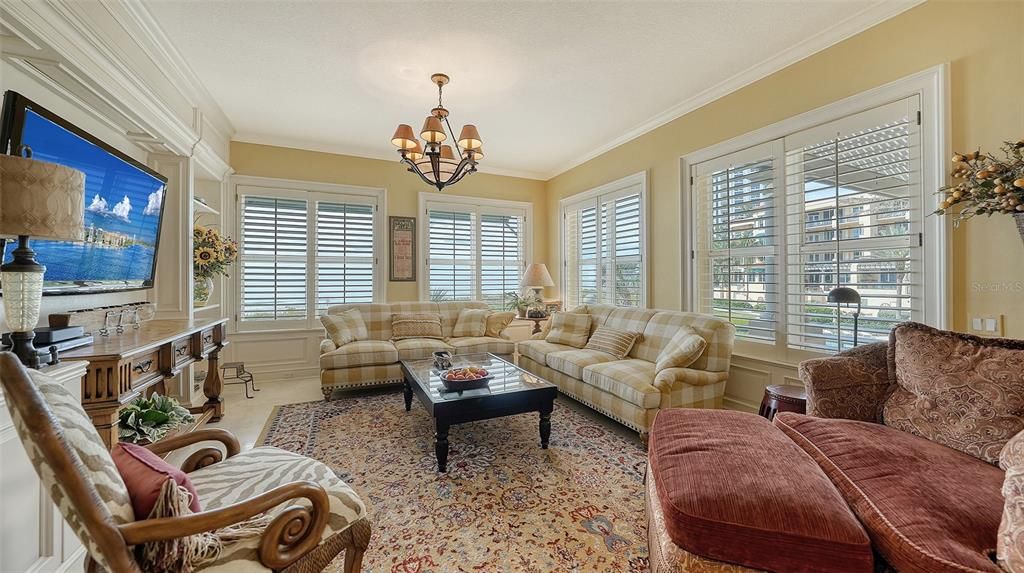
[969,315,1004,337]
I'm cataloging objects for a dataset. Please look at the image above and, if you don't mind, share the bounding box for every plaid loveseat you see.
[517,305,735,440]
[319,301,514,400]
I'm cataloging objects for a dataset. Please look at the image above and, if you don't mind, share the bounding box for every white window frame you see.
[417,192,534,303]
[558,171,649,308]
[681,65,949,363]
[232,175,387,332]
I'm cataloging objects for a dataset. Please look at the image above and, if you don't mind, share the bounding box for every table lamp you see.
[521,263,554,299]
[827,286,861,351]
[0,151,85,368]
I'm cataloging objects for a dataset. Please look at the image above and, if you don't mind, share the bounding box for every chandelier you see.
[391,73,483,191]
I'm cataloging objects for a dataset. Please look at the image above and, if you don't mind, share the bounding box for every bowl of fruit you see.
[439,366,492,391]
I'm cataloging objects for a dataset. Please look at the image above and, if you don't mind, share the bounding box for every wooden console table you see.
[61,318,229,448]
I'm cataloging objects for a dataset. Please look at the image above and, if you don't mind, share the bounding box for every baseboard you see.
[723,396,759,413]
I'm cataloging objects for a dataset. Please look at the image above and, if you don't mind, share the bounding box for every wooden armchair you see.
[0,352,371,572]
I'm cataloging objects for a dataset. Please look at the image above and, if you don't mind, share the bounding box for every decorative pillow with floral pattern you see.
[883,322,1024,464]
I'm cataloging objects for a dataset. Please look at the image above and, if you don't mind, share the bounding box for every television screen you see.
[1,92,168,294]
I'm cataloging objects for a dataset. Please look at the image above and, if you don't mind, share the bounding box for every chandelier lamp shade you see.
[0,150,86,368]
[391,73,483,191]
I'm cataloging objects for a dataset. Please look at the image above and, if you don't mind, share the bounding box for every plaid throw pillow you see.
[485,311,516,338]
[452,308,489,338]
[391,313,444,340]
[545,312,592,348]
[585,326,641,359]
[321,309,368,346]
[655,327,707,372]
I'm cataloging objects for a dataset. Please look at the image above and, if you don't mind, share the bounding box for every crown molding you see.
[232,132,548,181]
[543,0,924,180]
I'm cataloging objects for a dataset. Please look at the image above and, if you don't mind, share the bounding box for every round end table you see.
[758,384,807,421]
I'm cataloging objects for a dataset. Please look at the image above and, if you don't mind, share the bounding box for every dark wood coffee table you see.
[400,353,557,472]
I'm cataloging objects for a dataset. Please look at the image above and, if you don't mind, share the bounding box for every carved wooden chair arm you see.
[118,479,330,570]
[144,428,240,472]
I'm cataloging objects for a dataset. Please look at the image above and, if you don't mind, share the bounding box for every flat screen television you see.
[0,91,169,295]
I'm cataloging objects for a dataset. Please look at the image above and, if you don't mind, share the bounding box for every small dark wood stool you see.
[758,384,807,421]
[221,361,258,399]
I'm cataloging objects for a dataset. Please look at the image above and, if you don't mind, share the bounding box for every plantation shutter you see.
[239,196,308,320]
[425,201,527,306]
[562,182,646,309]
[479,212,525,309]
[693,141,780,343]
[315,199,376,312]
[427,208,476,301]
[784,96,921,352]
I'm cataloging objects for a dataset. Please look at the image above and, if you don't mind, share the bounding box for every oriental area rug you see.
[260,390,650,573]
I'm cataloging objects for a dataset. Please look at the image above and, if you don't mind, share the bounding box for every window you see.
[690,91,942,356]
[561,172,647,308]
[236,178,384,329]
[420,194,531,309]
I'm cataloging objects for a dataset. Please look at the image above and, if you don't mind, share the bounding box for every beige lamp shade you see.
[0,154,85,241]
[391,124,418,150]
[467,146,485,160]
[521,263,554,288]
[421,116,447,143]
[407,140,424,161]
[457,124,482,150]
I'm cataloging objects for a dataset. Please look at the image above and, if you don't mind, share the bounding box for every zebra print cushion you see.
[189,446,366,571]
[4,369,134,572]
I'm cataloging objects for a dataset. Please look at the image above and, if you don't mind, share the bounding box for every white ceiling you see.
[144,1,917,180]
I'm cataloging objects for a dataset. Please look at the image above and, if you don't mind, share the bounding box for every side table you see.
[758,384,807,421]
[518,317,548,335]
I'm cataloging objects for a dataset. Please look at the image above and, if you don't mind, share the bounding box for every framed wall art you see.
[389,216,416,282]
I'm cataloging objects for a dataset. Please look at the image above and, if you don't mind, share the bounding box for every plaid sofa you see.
[319,301,514,399]
[517,304,735,440]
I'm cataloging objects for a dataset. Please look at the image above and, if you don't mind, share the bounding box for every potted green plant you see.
[934,137,1024,245]
[118,393,195,444]
[505,291,542,318]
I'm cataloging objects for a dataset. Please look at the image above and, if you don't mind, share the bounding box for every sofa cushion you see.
[649,409,873,573]
[517,339,575,365]
[320,340,398,369]
[452,308,489,337]
[998,429,1024,572]
[113,442,201,520]
[484,311,516,338]
[449,336,514,356]
[546,312,592,348]
[393,338,454,361]
[546,349,618,379]
[325,303,393,340]
[391,313,444,341]
[655,327,707,373]
[584,326,641,359]
[775,412,1003,573]
[884,321,1024,464]
[320,308,368,346]
[581,359,661,409]
[601,307,657,342]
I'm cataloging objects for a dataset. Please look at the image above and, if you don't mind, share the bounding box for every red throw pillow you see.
[112,442,201,519]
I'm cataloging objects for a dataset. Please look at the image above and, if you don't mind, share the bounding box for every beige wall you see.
[229,141,549,303]
[545,0,1024,341]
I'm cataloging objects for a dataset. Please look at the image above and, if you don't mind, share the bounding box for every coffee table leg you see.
[403,377,413,412]
[435,420,450,473]
[539,407,552,449]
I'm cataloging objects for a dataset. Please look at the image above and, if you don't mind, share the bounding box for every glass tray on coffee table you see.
[399,352,557,472]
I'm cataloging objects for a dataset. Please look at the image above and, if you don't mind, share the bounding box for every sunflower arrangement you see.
[934,138,1024,224]
[193,226,238,280]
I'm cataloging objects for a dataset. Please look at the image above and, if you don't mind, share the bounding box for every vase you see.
[1016,213,1024,248]
[194,276,214,307]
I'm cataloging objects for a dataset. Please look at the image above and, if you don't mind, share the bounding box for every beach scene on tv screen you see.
[2,110,166,287]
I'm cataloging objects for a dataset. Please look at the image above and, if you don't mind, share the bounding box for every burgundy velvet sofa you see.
[647,323,1023,573]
